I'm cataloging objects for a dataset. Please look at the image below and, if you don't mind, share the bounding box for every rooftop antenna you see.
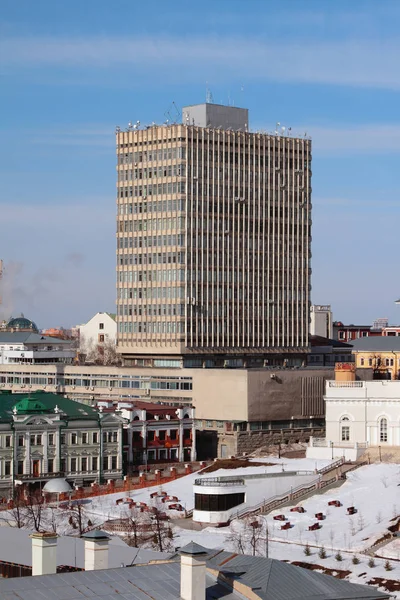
[164,102,180,125]
[206,82,214,104]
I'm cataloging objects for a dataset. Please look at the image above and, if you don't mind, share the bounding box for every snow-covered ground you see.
[265,463,400,552]
[86,457,333,522]
[173,462,400,599]
[174,528,400,598]
[378,537,400,560]
[1,458,397,597]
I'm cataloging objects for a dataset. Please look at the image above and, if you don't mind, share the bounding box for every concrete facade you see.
[0,363,333,422]
[116,106,312,363]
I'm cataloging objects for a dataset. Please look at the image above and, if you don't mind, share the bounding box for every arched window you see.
[360,358,365,366]
[340,416,350,442]
[379,417,388,442]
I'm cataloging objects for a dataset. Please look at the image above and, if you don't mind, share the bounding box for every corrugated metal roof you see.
[0,562,241,599]
[207,552,389,599]
[0,528,171,569]
[351,336,400,352]
[0,540,390,599]
[0,332,70,344]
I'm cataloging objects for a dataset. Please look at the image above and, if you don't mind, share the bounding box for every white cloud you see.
[1,35,400,90]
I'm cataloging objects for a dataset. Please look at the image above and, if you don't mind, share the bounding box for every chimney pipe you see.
[82,530,110,571]
[180,542,208,600]
[30,532,58,576]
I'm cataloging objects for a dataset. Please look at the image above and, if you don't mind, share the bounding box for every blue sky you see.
[1,0,400,328]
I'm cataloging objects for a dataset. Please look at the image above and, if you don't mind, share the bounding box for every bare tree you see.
[227,521,247,555]
[122,507,146,548]
[357,511,365,532]
[5,493,28,529]
[25,492,46,532]
[45,507,59,534]
[152,511,174,553]
[228,517,266,557]
[67,501,94,535]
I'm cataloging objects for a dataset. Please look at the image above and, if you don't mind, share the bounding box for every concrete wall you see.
[192,369,249,421]
[247,368,333,421]
[236,428,324,456]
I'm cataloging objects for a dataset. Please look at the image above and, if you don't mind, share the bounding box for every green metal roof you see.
[14,398,47,414]
[0,391,99,423]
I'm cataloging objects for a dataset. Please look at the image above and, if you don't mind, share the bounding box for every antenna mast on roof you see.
[206,82,214,104]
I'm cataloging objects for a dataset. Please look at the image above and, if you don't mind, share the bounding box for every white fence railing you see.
[234,476,321,520]
[309,438,368,450]
[328,381,364,388]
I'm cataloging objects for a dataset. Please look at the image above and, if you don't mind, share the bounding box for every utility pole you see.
[265,523,269,558]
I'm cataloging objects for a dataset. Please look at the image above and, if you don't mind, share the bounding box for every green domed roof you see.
[7,317,38,332]
[13,398,47,414]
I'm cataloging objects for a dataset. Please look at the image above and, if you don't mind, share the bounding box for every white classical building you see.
[79,312,117,352]
[307,379,400,461]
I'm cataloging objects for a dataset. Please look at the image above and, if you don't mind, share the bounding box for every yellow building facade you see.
[351,337,400,380]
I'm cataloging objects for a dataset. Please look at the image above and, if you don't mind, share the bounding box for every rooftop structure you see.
[310,304,333,339]
[5,316,38,333]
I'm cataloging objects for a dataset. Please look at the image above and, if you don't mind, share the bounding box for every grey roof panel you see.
[351,336,400,351]
[0,550,389,599]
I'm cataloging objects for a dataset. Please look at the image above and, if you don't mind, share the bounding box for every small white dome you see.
[43,478,72,494]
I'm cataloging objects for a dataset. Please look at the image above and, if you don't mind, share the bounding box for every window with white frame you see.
[379,417,388,442]
[340,416,350,442]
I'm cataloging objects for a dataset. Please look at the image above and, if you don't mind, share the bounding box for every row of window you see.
[118,147,186,164]
[360,357,399,367]
[120,379,192,390]
[119,164,185,180]
[117,234,185,249]
[118,216,185,233]
[9,430,118,448]
[341,416,389,443]
[117,286,185,301]
[118,321,185,335]
[118,251,185,266]
[5,455,119,476]
[118,269,185,284]
[118,199,185,215]
[118,304,185,317]
[194,492,245,512]
[119,182,186,198]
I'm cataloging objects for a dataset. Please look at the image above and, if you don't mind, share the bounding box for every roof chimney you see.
[180,542,208,600]
[82,530,110,571]
[30,532,57,576]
